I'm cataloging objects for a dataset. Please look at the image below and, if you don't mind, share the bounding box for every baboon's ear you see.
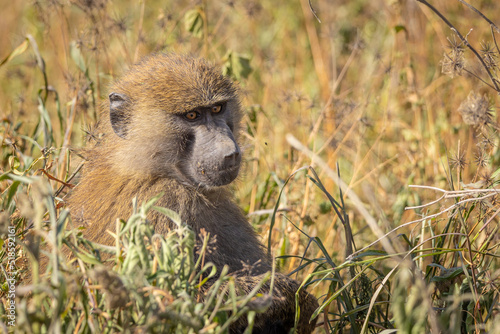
[109,92,130,139]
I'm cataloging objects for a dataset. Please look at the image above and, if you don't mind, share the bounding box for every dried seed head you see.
[72,0,108,12]
[449,147,468,171]
[441,37,466,78]
[112,16,129,33]
[480,41,499,72]
[352,272,373,307]
[481,170,495,188]
[474,149,489,167]
[477,131,497,150]
[195,228,217,255]
[458,91,494,127]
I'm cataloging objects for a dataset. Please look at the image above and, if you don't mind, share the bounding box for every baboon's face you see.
[106,55,242,188]
[177,102,241,187]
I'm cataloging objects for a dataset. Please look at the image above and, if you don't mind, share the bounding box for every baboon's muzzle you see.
[189,124,241,187]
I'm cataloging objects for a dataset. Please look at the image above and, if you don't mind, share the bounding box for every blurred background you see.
[1,0,499,332]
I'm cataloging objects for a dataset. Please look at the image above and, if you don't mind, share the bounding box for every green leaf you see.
[184,7,204,38]
[142,192,164,213]
[153,206,182,227]
[319,201,332,214]
[222,51,252,81]
[75,249,103,265]
[8,155,20,170]
[37,94,54,147]
[0,172,34,184]
[394,25,407,33]
[0,38,29,67]
[4,180,20,210]
[491,165,500,180]
[70,41,86,72]
[430,266,463,282]
[350,250,388,259]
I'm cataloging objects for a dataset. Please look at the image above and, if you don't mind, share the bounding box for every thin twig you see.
[406,188,499,211]
[491,25,500,55]
[479,205,500,233]
[463,68,497,90]
[308,0,321,23]
[456,0,500,33]
[54,161,84,197]
[37,169,75,189]
[133,0,146,63]
[416,0,500,92]
[350,184,500,258]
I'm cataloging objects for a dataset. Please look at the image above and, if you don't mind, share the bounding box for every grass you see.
[1,0,500,332]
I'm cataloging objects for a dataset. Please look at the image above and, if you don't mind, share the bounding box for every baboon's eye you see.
[211,104,222,113]
[184,111,200,121]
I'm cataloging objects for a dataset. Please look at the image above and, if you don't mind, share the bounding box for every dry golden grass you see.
[1,0,499,332]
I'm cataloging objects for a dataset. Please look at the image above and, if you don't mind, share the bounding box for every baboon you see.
[68,53,318,333]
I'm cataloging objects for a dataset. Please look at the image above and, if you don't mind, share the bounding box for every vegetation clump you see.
[1,0,500,333]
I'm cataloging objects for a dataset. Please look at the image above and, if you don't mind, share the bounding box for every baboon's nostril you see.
[225,151,240,160]
[224,150,240,168]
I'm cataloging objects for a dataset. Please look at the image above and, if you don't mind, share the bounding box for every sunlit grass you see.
[1,0,499,332]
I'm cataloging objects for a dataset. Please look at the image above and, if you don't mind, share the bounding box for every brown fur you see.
[68,53,318,333]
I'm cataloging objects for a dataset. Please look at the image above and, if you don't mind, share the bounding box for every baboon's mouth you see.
[197,164,240,187]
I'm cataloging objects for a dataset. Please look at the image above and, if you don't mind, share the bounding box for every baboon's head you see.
[103,54,242,188]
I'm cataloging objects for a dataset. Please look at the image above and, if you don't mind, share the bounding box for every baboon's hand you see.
[230,273,318,334]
